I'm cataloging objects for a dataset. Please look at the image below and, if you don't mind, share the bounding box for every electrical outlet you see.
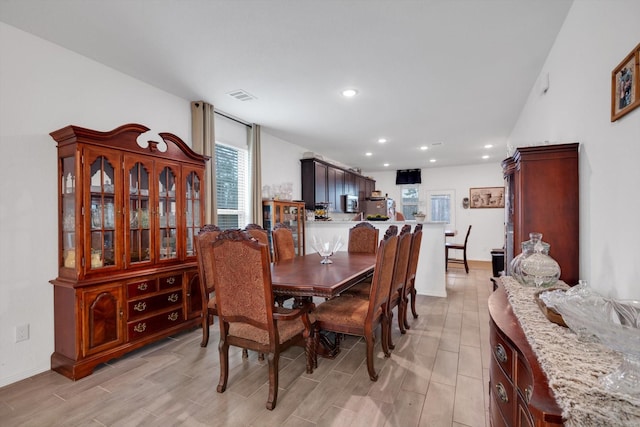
[15,324,29,342]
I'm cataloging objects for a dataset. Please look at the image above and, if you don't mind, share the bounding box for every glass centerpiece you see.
[511,232,561,287]
[310,235,343,264]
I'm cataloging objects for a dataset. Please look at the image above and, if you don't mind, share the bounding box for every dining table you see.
[270,251,377,358]
[270,251,376,299]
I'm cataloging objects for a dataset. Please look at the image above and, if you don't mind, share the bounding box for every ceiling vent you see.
[227,89,257,101]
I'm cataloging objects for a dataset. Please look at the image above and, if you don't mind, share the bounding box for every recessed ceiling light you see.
[342,88,358,97]
[383,163,389,167]
[484,144,493,149]
[420,146,428,151]
[365,152,372,156]
[378,138,387,143]
[429,159,436,163]
[482,155,490,159]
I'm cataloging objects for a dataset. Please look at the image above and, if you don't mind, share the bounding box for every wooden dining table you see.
[270,251,377,358]
[270,251,376,299]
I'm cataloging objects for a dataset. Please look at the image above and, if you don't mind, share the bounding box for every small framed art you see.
[611,43,640,122]
[469,187,505,209]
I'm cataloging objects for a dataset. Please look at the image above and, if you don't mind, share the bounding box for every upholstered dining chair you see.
[446,225,472,273]
[312,225,398,381]
[386,224,413,348]
[401,223,423,330]
[195,224,221,347]
[206,229,315,410]
[272,222,296,263]
[245,223,271,262]
[341,222,379,298]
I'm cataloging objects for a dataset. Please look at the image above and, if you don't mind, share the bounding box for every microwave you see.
[342,195,359,213]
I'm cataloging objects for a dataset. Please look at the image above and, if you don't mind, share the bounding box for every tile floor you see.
[0,263,494,427]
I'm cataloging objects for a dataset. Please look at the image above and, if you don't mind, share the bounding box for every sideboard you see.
[488,284,563,426]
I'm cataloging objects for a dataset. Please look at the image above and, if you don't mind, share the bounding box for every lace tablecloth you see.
[500,276,640,426]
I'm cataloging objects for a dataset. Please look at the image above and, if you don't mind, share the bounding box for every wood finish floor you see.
[0,263,494,427]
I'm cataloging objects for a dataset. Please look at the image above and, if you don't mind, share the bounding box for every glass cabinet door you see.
[85,149,121,272]
[61,156,76,269]
[184,169,202,257]
[158,165,178,260]
[126,159,152,265]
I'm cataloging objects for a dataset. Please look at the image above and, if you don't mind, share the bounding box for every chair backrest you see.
[195,224,221,307]
[462,225,472,247]
[389,224,413,302]
[367,225,399,317]
[272,223,296,262]
[210,229,274,332]
[406,224,423,289]
[348,222,379,254]
[245,223,271,262]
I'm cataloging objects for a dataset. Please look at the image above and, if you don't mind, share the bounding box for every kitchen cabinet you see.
[301,158,375,212]
[502,143,579,285]
[262,199,306,257]
[50,123,208,380]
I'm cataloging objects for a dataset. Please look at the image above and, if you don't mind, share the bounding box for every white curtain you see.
[249,124,263,225]
[191,101,217,225]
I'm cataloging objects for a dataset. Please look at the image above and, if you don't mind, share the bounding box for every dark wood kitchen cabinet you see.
[50,123,208,380]
[502,143,579,285]
[301,158,375,212]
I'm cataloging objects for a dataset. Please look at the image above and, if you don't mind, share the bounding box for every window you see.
[215,142,248,229]
[401,186,420,219]
[426,189,455,226]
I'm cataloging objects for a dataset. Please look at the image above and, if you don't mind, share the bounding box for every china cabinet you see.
[262,199,306,258]
[502,143,579,285]
[50,123,208,380]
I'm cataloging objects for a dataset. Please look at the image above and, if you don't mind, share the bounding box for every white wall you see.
[508,1,640,300]
[0,23,191,387]
[260,131,309,201]
[367,162,505,261]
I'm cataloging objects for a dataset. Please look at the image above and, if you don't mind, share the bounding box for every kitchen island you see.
[305,220,446,297]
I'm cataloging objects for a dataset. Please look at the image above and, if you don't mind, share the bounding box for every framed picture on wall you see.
[611,43,640,122]
[469,187,505,209]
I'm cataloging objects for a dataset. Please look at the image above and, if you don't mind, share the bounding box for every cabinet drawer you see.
[490,327,514,378]
[128,308,183,340]
[128,290,182,319]
[518,393,535,427]
[490,356,515,422]
[489,386,509,427]
[516,353,534,405]
[159,274,182,290]
[127,279,157,298]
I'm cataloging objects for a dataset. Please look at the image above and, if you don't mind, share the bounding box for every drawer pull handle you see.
[525,385,533,403]
[495,343,508,363]
[134,301,147,312]
[137,283,148,291]
[495,382,509,403]
[133,322,146,333]
[166,277,176,285]
[168,312,179,321]
[168,293,179,303]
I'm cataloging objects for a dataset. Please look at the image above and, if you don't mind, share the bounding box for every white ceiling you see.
[0,0,573,172]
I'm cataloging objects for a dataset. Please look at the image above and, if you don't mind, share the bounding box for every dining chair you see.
[445,224,472,273]
[312,225,398,381]
[395,212,405,221]
[386,224,413,348]
[272,222,296,263]
[401,223,423,330]
[245,223,271,262]
[195,224,221,347]
[206,229,315,410]
[341,222,379,297]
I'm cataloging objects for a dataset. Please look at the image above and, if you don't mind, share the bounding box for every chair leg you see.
[445,247,449,272]
[200,313,211,348]
[399,295,408,333]
[388,309,396,350]
[266,352,279,410]
[217,339,229,393]
[463,250,469,273]
[305,332,315,374]
[365,330,379,381]
[381,315,391,358]
[410,286,419,319]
